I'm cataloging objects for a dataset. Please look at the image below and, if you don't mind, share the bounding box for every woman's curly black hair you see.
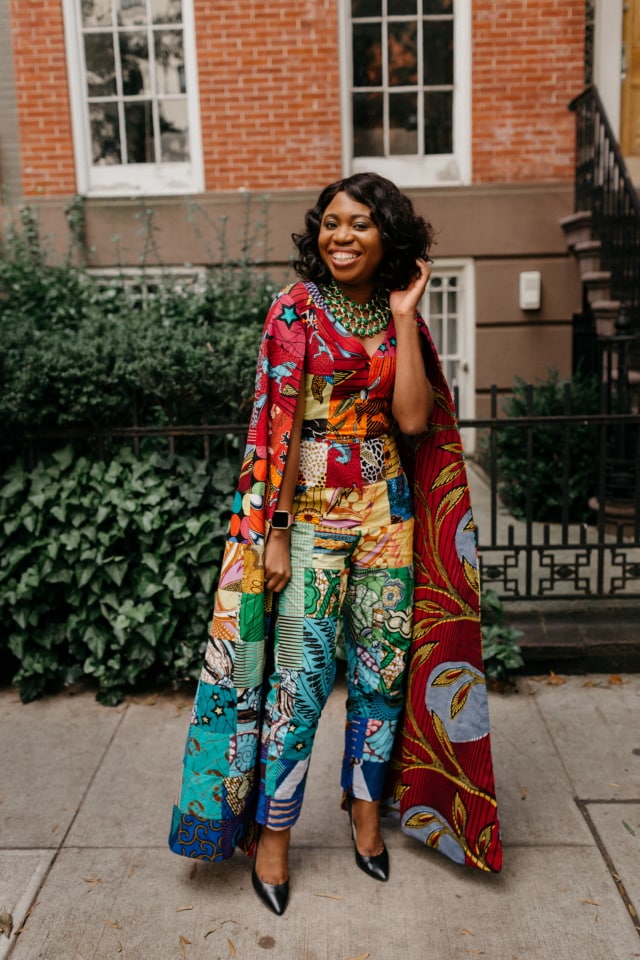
[292,172,434,291]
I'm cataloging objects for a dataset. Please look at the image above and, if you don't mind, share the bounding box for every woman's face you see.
[318,191,384,299]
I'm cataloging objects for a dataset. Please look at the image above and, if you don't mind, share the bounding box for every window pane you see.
[447,309,458,353]
[389,91,417,153]
[388,21,417,86]
[117,0,147,27]
[81,0,113,27]
[351,0,381,16]
[430,289,443,315]
[388,0,416,14]
[430,313,442,347]
[352,22,382,86]
[155,30,186,94]
[124,100,155,161]
[352,92,383,155]
[159,99,189,160]
[120,32,150,95]
[84,34,117,96]
[423,19,453,85]
[90,103,121,164]
[151,0,182,23]
[424,91,452,153]
[423,0,453,12]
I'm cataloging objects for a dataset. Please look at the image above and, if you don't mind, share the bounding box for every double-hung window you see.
[343,0,470,185]
[63,0,203,195]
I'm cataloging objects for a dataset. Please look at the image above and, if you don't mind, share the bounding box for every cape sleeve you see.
[228,283,308,549]
[386,316,504,874]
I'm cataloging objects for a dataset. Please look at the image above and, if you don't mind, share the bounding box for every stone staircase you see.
[561,209,640,413]
[560,210,622,337]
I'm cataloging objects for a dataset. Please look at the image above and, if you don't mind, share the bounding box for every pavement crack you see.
[576,798,640,939]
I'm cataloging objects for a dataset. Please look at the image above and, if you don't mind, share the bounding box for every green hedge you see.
[494,369,600,523]
[0,206,274,448]
[0,446,235,704]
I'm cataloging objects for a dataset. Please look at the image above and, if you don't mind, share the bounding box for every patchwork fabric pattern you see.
[169,280,502,873]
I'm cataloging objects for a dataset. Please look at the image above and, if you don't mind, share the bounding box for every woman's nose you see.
[334,222,353,243]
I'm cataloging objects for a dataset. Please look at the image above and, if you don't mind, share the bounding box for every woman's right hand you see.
[264,528,292,592]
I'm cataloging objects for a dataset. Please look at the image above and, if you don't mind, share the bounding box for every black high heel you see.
[251,864,289,916]
[346,795,389,882]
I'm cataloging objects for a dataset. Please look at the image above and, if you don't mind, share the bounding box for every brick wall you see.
[195,0,342,191]
[472,0,586,183]
[9,0,585,197]
[10,0,76,196]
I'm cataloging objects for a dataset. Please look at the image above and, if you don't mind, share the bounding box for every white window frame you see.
[339,0,471,187]
[593,0,623,137]
[62,0,204,197]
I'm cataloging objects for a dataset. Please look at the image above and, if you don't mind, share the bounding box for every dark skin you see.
[256,192,433,886]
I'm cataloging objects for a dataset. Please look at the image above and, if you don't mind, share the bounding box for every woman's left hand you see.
[389,258,432,324]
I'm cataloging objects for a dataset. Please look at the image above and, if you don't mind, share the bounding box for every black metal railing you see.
[459,387,640,601]
[569,86,640,330]
[14,393,640,602]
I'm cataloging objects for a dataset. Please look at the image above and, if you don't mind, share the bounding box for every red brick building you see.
[0,0,634,417]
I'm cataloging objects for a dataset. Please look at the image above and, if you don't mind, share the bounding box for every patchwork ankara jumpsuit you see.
[168,281,415,860]
[257,283,414,830]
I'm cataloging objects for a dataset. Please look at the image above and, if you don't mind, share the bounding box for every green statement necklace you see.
[323,280,391,338]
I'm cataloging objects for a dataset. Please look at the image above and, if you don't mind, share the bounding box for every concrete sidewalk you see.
[1,672,639,960]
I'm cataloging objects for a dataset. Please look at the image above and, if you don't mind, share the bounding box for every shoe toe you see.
[252,866,290,915]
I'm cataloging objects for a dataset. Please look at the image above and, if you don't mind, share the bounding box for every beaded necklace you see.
[323,280,390,338]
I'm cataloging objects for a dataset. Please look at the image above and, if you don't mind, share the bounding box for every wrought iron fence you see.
[460,391,640,601]
[17,393,640,603]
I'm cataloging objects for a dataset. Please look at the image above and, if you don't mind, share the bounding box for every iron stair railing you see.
[569,85,640,331]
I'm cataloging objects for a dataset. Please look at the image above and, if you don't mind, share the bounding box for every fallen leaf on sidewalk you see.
[83,877,102,892]
[176,906,193,912]
[579,898,600,906]
[103,920,123,930]
[461,929,475,936]
[520,787,528,800]
[345,953,369,960]
[178,935,191,959]
[0,910,13,939]
[227,939,237,957]
[313,892,344,900]
[622,820,636,837]
[547,671,566,685]
[608,675,627,685]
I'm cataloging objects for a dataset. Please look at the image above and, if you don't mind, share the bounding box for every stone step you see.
[560,210,593,248]
[591,298,621,336]
[573,238,602,275]
[582,270,611,305]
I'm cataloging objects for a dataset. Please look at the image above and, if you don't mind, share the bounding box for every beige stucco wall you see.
[0,182,581,408]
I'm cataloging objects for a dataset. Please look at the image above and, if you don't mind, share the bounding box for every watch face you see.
[271,511,292,529]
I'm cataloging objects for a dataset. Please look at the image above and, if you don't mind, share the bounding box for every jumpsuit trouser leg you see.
[255,479,414,831]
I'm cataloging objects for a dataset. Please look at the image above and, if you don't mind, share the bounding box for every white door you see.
[421,259,476,447]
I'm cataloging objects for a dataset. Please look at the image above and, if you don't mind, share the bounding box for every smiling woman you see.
[168,172,503,916]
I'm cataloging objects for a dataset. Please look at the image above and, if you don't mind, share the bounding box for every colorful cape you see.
[169,280,502,873]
